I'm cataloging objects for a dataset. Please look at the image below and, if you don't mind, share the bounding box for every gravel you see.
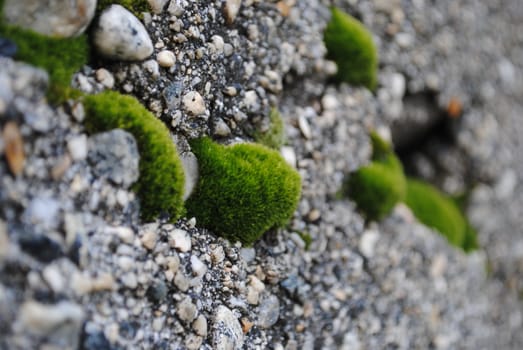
[1,1,523,349]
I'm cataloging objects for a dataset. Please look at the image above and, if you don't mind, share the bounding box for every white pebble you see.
[359,229,380,258]
[67,134,88,161]
[169,229,192,252]
[183,91,206,116]
[190,255,207,277]
[157,50,176,68]
[95,68,115,89]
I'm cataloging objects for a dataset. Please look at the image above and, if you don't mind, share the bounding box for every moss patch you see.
[0,24,88,103]
[83,91,185,221]
[405,178,469,249]
[186,138,301,246]
[324,7,378,91]
[253,108,285,150]
[343,133,406,221]
[97,0,151,17]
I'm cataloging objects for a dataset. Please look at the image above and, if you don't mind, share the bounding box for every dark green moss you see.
[253,108,285,150]
[186,138,301,246]
[296,231,313,251]
[344,152,406,221]
[324,7,378,91]
[83,91,185,221]
[0,24,88,103]
[405,178,467,248]
[97,0,151,17]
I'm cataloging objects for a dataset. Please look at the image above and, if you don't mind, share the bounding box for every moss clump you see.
[253,108,285,150]
[186,138,301,246]
[405,178,468,248]
[343,133,406,221]
[96,0,151,17]
[0,24,88,103]
[83,91,185,221]
[324,7,378,91]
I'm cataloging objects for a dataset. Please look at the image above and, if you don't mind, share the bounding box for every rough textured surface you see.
[1,1,523,349]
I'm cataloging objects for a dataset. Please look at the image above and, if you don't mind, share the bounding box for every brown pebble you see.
[223,0,241,25]
[3,121,25,176]
[447,97,462,118]
[240,317,253,334]
[276,1,291,17]
[51,155,72,180]
[295,323,305,332]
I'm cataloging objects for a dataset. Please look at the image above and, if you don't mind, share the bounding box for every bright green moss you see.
[324,7,378,91]
[344,152,406,221]
[83,91,185,221]
[186,138,301,246]
[97,0,151,17]
[0,24,88,103]
[253,108,285,150]
[405,178,467,248]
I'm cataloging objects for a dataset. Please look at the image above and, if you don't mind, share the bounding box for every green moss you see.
[405,178,467,248]
[186,138,301,246]
[344,152,406,221]
[296,231,313,251]
[253,108,285,150]
[97,0,151,17]
[324,7,378,91]
[83,91,185,221]
[0,24,88,104]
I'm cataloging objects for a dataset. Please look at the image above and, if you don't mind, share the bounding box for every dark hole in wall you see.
[391,91,473,194]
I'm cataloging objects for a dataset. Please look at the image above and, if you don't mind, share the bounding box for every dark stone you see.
[68,236,82,266]
[18,232,63,263]
[146,281,168,303]
[119,321,139,339]
[0,38,17,58]
[81,329,112,350]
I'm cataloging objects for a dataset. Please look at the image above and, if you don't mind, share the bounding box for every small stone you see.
[23,196,60,230]
[174,271,190,292]
[306,209,321,222]
[118,256,134,272]
[114,226,135,244]
[359,229,380,258]
[185,334,203,350]
[3,121,25,176]
[246,287,260,305]
[95,68,115,89]
[67,134,88,161]
[169,228,191,252]
[93,5,153,61]
[3,0,96,37]
[298,115,312,139]
[211,246,225,265]
[177,297,198,323]
[193,315,208,337]
[88,129,140,188]
[280,146,296,168]
[240,318,254,334]
[18,233,63,263]
[17,301,84,347]
[183,91,206,116]
[243,90,259,112]
[140,229,158,251]
[51,155,72,180]
[389,73,406,99]
[90,273,115,291]
[213,118,231,137]
[257,295,280,328]
[121,273,138,289]
[191,255,207,278]
[166,254,180,273]
[223,0,242,25]
[148,0,168,14]
[223,86,238,97]
[181,152,199,201]
[147,281,168,303]
[157,50,176,68]
[213,305,244,349]
[42,265,66,293]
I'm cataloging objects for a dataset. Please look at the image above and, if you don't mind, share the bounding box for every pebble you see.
[177,297,198,323]
[95,68,115,89]
[88,129,140,187]
[298,115,312,139]
[2,0,96,37]
[359,229,380,258]
[183,91,206,116]
[42,264,66,293]
[257,295,280,329]
[67,134,88,161]
[181,152,199,200]
[93,5,154,61]
[117,256,134,272]
[157,50,176,68]
[214,118,232,137]
[18,301,84,343]
[121,273,138,289]
[185,334,203,350]
[212,305,244,350]
[169,228,192,252]
[280,146,297,168]
[223,0,242,25]
[140,226,158,251]
[18,233,63,263]
[3,121,25,176]
[191,255,207,277]
[90,273,116,292]
[174,271,190,292]
[166,254,180,273]
[148,0,169,14]
[23,196,60,230]
[106,226,135,245]
[193,314,208,337]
